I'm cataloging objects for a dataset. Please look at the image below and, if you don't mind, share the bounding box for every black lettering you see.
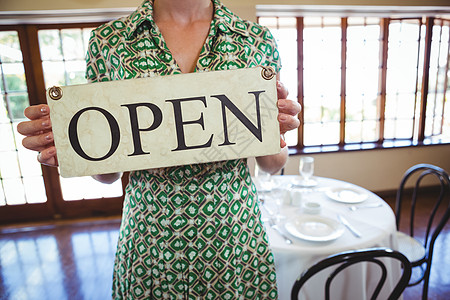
[121,103,163,156]
[166,96,213,151]
[211,91,264,146]
[68,107,120,161]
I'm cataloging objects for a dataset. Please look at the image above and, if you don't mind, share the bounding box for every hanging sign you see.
[46,66,280,178]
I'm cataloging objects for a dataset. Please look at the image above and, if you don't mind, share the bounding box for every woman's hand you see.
[277,80,301,148]
[255,79,301,175]
[17,104,58,167]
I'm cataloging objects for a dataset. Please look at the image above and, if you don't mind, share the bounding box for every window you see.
[0,30,47,206]
[259,15,450,153]
[36,26,123,201]
[1,9,449,223]
[0,23,126,223]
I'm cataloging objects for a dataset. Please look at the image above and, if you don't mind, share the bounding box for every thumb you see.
[277,81,288,99]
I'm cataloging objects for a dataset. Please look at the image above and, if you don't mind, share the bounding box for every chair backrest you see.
[395,163,450,250]
[291,248,412,300]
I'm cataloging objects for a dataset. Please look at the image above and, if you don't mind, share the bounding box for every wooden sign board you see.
[47,66,280,178]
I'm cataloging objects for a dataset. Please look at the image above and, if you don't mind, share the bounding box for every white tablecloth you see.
[257,176,401,300]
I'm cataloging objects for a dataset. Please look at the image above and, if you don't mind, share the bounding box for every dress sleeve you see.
[261,27,282,74]
[85,29,110,83]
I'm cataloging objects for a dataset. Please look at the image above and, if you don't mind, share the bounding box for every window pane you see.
[3,63,27,92]
[42,61,66,87]
[8,93,28,120]
[66,60,87,85]
[443,89,450,139]
[0,94,8,122]
[304,122,339,146]
[284,130,298,147]
[3,178,26,205]
[258,14,448,149]
[18,147,43,177]
[0,31,23,63]
[322,96,340,122]
[22,176,46,204]
[39,27,95,88]
[38,30,63,61]
[384,119,396,139]
[346,17,381,144]
[396,119,414,138]
[361,120,377,142]
[385,19,421,140]
[0,151,21,178]
[346,121,361,143]
[0,30,47,206]
[61,29,86,60]
[0,123,15,151]
[259,17,298,146]
[0,185,5,206]
[425,21,450,138]
[385,93,417,120]
[38,27,122,202]
[346,119,377,143]
[60,176,123,201]
[302,17,342,146]
[15,122,44,177]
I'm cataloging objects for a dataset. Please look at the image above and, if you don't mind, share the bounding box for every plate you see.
[325,187,368,204]
[254,178,281,193]
[291,176,318,187]
[285,215,345,242]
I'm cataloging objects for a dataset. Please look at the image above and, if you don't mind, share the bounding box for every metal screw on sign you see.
[260,66,276,80]
[48,86,63,100]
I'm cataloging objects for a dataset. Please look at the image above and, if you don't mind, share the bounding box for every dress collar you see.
[124,0,250,40]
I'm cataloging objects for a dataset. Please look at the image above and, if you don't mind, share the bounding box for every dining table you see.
[254,175,402,300]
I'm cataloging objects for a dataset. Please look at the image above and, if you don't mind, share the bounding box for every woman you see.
[17,0,300,298]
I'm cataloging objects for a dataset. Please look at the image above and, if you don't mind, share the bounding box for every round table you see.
[256,176,401,300]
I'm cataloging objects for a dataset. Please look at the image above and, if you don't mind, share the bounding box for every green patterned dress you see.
[85,1,281,299]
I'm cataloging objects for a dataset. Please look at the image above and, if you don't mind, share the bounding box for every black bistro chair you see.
[291,248,412,300]
[394,163,450,299]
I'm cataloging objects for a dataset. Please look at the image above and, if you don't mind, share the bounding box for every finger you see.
[280,135,287,148]
[22,131,54,152]
[278,114,300,134]
[17,116,52,136]
[24,104,50,120]
[37,146,58,167]
[278,99,301,116]
[277,81,289,99]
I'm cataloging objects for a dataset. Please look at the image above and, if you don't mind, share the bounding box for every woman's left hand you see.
[277,80,301,148]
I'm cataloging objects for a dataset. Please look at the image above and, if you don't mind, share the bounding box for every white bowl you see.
[302,201,321,214]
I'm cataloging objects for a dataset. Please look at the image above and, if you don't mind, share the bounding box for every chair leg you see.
[422,266,431,300]
[422,281,429,300]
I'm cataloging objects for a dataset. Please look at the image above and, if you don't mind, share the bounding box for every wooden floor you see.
[0,217,122,300]
[0,193,448,300]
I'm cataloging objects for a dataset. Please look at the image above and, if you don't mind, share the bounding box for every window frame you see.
[0,23,128,224]
[258,15,450,156]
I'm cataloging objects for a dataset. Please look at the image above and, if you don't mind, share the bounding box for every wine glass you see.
[255,163,274,192]
[299,156,315,186]
[263,188,286,223]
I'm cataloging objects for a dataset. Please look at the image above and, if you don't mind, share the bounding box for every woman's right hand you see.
[17,104,58,167]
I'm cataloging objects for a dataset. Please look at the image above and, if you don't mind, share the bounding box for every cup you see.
[290,190,303,206]
[302,201,321,214]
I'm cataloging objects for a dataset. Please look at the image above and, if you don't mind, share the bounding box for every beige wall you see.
[1,0,449,193]
[282,145,450,192]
